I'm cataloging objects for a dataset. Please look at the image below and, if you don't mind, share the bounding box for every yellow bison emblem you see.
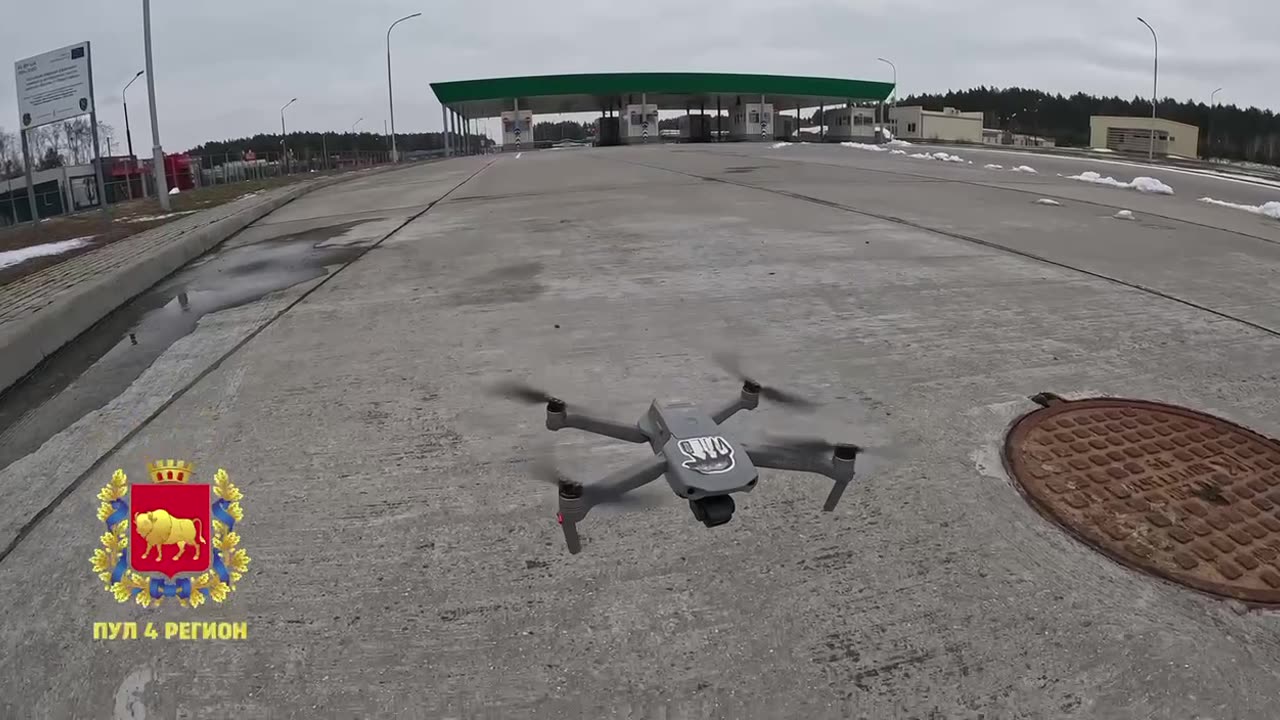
[134,509,206,561]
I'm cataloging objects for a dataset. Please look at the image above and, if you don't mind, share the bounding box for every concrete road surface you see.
[3,144,1280,719]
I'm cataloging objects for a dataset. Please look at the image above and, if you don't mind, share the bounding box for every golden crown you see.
[146,459,195,484]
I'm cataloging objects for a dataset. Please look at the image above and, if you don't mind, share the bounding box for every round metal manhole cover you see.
[1005,395,1280,603]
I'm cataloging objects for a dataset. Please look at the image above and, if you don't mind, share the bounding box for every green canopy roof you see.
[429,72,894,117]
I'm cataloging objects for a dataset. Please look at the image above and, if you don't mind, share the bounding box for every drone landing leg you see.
[742,444,857,511]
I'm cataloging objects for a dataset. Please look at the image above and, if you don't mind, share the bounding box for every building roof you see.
[429,72,894,117]
[1090,115,1200,131]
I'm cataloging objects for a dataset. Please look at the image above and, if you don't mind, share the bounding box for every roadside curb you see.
[0,162,413,394]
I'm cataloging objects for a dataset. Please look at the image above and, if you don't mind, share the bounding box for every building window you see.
[749,111,759,124]
[907,122,917,133]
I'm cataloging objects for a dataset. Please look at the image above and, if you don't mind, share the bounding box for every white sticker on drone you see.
[677,436,736,474]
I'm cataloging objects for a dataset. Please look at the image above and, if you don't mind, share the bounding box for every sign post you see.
[19,129,38,227]
[14,41,105,219]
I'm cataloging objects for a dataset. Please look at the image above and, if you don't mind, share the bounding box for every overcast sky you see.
[2,0,1274,152]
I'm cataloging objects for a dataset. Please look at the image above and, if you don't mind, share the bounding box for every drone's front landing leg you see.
[742,443,858,511]
[546,400,649,444]
[557,454,668,554]
[709,382,761,424]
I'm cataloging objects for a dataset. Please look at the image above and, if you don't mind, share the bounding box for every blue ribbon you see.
[102,495,228,602]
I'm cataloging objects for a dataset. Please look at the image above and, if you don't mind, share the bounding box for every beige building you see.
[1089,116,1199,158]
[888,106,984,143]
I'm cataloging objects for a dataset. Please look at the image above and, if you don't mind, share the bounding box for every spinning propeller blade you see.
[712,351,820,410]
[492,379,562,406]
[760,433,910,472]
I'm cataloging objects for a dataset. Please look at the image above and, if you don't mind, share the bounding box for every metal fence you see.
[0,149,395,228]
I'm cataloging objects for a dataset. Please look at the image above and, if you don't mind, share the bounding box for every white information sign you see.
[14,42,94,130]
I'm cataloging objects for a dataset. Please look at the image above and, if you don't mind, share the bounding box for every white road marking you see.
[113,666,152,720]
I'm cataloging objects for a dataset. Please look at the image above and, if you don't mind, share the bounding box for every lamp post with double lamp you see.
[386,12,422,163]
[1209,87,1223,158]
[280,97,297,174]
[876,57,897,139]
[1137,16,1158,160]
[121,69,144,200]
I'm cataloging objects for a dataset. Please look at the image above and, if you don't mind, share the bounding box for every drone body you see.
[513,376,861,554]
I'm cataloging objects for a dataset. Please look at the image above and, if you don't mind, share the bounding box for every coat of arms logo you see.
[90,460,251,608]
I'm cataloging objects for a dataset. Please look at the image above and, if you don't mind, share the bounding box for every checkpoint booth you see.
[620,103,659,144]
[501,109,533,150]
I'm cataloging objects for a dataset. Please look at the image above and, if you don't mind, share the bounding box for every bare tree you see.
[96,121,115,158]
[62,120,79,164]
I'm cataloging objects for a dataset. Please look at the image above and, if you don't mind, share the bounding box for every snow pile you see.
[770,142,792,149]
[876,127,895,141]
[168,187,180,195]
[908,151,966,163]
[1114,210,1136,220]
[0,235,96,270]
[1198,197,1280,220]
[1012,165,1038,173]
[886,139,912,147]
[1067,171,1174,195]
[889,149,907,155]
[1034,198,1062,206]
[124,210,197,223]
[984,164,1004,170]
[841,142,887,152]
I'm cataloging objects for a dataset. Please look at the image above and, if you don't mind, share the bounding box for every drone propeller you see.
[493,379,562,405]
[760,433,909,471]
[529,454,660,512]
[712,351,820,410]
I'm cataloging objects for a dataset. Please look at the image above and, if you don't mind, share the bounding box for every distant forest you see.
[185,130,491,159]
[532,86,1280,164]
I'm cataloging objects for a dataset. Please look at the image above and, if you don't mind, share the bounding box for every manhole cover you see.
[1005,394,1280,603]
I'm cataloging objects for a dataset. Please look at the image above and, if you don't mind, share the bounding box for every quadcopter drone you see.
[496,354,883,554]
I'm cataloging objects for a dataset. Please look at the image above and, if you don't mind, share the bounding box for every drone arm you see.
[548,406,649,444]
[742,444,857,511]
[586,453,669,504]
[557,454,668,555]
[709,384,761,424]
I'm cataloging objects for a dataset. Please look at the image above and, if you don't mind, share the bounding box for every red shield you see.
[130,483,212,578]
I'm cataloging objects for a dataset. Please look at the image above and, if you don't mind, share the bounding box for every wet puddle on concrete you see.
[0,220,374,471]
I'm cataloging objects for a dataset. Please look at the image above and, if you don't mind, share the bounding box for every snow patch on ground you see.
[1034,198,1062,206]
[984,164,1004,170]
[123,211,198,223]
[168,187,180,195]
[886,138,912,147]
[770,142,792,149]
[889,149,907,155]
[1198,196,1280,220]
[841,142,886,152]
[1067,171,1174,195]
[908,151,967,163]
[0,235,96,269]
[1012,165,1038,173]
[1114,210,1136,220]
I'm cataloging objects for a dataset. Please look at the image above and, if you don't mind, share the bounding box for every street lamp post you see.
[142,0,170,210]
[280,97,297,173]
[386,12,422,163]
[1209,87,1222,158]
[352,117,364,133]
[1137,16,1158,160]
[877,57,897,139]
[122,70,144,159]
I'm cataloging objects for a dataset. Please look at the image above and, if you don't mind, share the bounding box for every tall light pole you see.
[142,0,170,210]
[877,57,897,138]
[1209,87,1222,158]
[280,97,297,173]
[122,70,144,159]
[386,12,421,163]
[351,117,364,133]
[1137,16,1158,160]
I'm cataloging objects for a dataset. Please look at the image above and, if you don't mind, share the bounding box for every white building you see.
[824,106,878,139]
[888,106,983,143]
[500,109,533,149]
[729,101,773,141]
[620,103,659,143]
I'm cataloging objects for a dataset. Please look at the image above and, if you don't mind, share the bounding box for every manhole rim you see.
[1003,395,1280,605]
